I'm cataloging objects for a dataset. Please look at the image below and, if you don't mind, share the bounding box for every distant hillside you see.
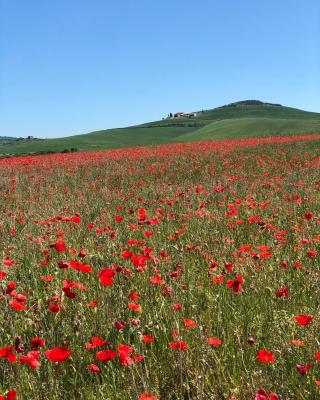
[0,136,20,145]
[1,101,320,157]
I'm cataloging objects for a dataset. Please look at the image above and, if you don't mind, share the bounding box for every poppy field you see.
[0,135,320,400]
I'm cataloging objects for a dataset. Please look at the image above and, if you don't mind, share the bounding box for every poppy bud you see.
[247,337,256,345]
[15,337,24,353]
[115,321,126,330]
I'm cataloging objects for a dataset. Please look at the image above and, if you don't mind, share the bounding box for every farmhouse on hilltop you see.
[173,112,198,119]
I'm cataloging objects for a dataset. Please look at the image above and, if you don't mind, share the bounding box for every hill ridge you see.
[1,101,320,157]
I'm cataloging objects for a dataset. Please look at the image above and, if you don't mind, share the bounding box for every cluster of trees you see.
[220,100,282,108]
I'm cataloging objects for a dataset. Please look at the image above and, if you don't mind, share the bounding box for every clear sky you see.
[1,0,319,138]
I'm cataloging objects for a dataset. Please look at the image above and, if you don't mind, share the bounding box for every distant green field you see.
[0,126,195,156]
[1,102,320,156]
[178,117,320,141]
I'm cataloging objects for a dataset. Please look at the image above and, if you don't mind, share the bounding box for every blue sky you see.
[1,0,319,138]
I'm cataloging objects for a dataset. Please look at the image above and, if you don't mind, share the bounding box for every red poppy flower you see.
[115,320,127,330]
[142,335,154,343]
[304,213,313,220]
[139,393,158,400]
[138,208,147,222]
[20,351,41,369]
[85,337,106,349]
[128,291,141,302]
[294,315,313,326]
[31,337,45,350]
[118,344,134,366]
[45,347,72,363]
[40,275,54,282]
[307,250,317,258]
[99,268,116,286]
[183,319,197,328]
[207,337,222,346]
[9,300,27,311]
[256,349,275,363]
[5,391,16,400]
[292,340,304,347]
[226,275,244,292]
[0,271,8,280]
[211,275,225,284]
[118,344,133,358]
[88,364,100,373]
[169,341,187,352]
[96,349,117,362]
[0,346,17,363]
[275,287,289,298]
[254,389,278,400]
[87,300,99,307]
[128,303,142,312]
[150,275,165,286]
[69,260,92,273]
[254,389,267,400]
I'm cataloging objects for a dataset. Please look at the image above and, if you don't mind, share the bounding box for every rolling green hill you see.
[1,101,320,157]
[178,117,320,141]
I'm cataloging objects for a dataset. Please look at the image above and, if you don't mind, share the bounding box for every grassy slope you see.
[178,117,320,141]
[0,126,195,155]
[1,104,320,155]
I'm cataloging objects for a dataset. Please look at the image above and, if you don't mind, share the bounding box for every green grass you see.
[1,103,320,156]
[178,117,320,141]
[0,126,195,156]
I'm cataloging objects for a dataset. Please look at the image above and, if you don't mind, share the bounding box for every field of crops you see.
[0,135,320,400]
